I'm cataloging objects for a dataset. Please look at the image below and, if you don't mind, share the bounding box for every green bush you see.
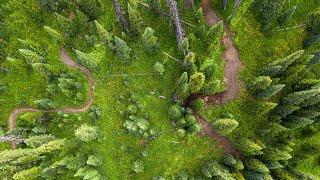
[168,105,182,120]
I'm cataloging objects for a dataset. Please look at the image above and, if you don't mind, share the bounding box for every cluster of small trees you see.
[118,91,156,139]
[169,104,201,137]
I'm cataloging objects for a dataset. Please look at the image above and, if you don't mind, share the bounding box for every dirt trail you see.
[7,48,94,149]
[197,0,243,158]
[201,0,242,105]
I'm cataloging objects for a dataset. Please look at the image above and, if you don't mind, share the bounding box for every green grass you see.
[1,0,224,178]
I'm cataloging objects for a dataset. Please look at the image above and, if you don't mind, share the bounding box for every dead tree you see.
[223,0,228,10]
[166,0,185,52]
[112,0,129,33]
[184,0,194,10]
[0,135,24,144]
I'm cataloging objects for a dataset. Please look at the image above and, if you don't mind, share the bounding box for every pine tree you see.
[263,50,304,78]
[44,26,63,43]
[262,147,292,161]
[236,138,263,156]
[200,161,235,179]
[75,45,103,70]
[244,158,269,174]
[18,49,44,65]
[206,21,224,40]
[176,72,189,99]
[306,9,320,36]
[114,36,131,63]
[24,135,56,148]
[212,118,238,135]
[34,98,56,109]
[142,27,159,54]
[148,0,161,12]
[13,166,42,180]
[247,76,272,96]
[128,2,143,34]
[251,0,286,32]
[281,89,320,106]
[189,72,205,93]
[284,116,314,129]
[94,20,113,49]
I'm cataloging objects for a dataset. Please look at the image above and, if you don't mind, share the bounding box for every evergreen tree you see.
[251,0,286,32]
[176,72,189,99]
[262,147,292,161]
[212,118,238,135]
[94,20,113,49]
[148,0,161,12]
[75,45,103,70]
[44,26,63,43]
[34,98,56,109]
[281,89,320,106]
[128,2,143,34]
[200,161,235,179]
[263,50,304,78]
[236,138,263,156]
[114,36,131,63]
[142,27,159,54]
[206,21,224,40]
[18,49,44,65]
[76,0,102,21]
[278,6,297,27]
[189,72,205,93]
[306,9,320,36]
[244,158,269,174]
[13,166,42,180]
[75,124,98,142]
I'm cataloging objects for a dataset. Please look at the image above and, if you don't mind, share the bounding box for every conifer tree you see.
[189,72,205,93]
[75,124,98,142]
[13,166,42,180]
[94,20,113,49]
[263,50,304,78]
[114,36,131,63]
[44,26,63,43]
[212,118,238,135]
[244,158,270,174]
[176,72,189,99]
[236,138,263,156]
[128,2,143,34]
[142,27,160,54]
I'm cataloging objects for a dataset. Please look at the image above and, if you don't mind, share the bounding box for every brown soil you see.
[8,48,94,149]
[195,0,244,158]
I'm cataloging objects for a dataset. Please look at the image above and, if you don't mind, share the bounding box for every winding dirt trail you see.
[7,48,94,149]
[197,0,243,158]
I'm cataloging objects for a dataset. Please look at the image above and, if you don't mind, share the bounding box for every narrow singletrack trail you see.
[7,48,94,149]
[197,0,243,158]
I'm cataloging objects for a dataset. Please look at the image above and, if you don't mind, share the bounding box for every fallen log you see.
[166,0,186,51]
[112,0,129,33]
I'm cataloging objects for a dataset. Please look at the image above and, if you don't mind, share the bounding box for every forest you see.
[0,0,320,179]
